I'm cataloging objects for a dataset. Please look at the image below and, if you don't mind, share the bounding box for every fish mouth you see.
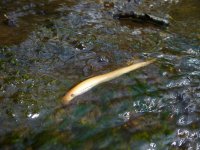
[62,94,73,105]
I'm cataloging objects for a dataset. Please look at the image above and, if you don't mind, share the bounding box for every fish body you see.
[62,59,156,104]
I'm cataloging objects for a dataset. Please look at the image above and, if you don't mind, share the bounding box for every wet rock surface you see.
[0,0,200,149]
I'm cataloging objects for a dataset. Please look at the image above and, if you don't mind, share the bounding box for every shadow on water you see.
[0,0,200,149]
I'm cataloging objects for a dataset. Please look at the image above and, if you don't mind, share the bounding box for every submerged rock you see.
[113,11,169,26]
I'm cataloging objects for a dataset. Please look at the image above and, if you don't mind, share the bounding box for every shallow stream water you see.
[0,0,200,149]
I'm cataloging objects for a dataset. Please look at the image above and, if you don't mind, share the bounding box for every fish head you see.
[62,91,76,105]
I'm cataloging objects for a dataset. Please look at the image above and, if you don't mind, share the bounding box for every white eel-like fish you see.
[62,59,156,104]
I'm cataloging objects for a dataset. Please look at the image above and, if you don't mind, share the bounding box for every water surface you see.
[0,0,200,149]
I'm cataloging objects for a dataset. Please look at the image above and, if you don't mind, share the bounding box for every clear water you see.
[0,0,200,149]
